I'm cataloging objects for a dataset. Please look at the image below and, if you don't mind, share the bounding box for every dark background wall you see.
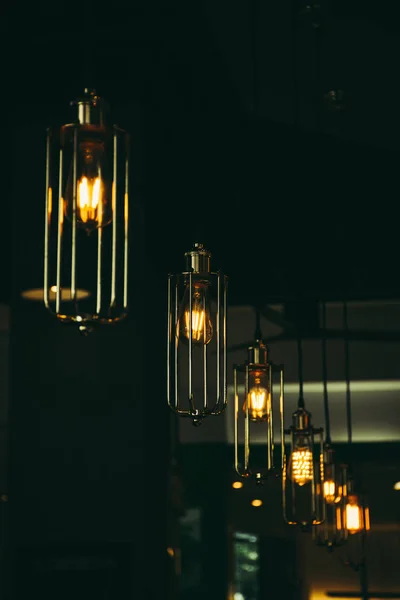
[4,0,400,307]
[6,108,169,599]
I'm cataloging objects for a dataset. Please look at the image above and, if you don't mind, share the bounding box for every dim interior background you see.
[2,0,400,599]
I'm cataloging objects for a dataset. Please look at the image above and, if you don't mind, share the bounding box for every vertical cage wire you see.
[340,486,371,570]
[44,92,129,334]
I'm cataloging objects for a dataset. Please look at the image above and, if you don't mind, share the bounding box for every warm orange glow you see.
[246,387,270,422]
[336,484,344,502]
[47,187,52,223]
[251,499,263,507]
[344,502,370,533]
[242,370,270,422]
[184,309,205,342]
[167,547,175,557]
[323,480,336,504]
[178,283,213,345]
[336,505,342,530]
[124,191,129,224]
[21,287,90,302]
[232,481,243,489]
[394,481,400,491]
[364,507,371,531]
[346,504,361,533]
[309,593,355,600]
[345,494,369,534]
[248,388,268,411]
[77,176,103,224]
[291,449,313,486]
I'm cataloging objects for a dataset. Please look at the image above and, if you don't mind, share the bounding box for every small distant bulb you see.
[323,479,336,504]
[393,481,400,491]
[251,499,263,507]
[232,481,243,489]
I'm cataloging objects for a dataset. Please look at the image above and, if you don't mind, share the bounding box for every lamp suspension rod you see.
[251,0,259,114]
[321,301,331,442]
[297,333,305,408]
[343,301,352,446]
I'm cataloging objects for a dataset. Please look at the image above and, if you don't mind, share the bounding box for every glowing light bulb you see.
[323,479,337,504]
[251,499,263,507]
[346,505,360,533]
[345,494,365,534]
[177,282,213,345]
[243,370,270,422]
[77,176,102,223]
[290,436,313,486]
[65,140,112,233]
[232,481,243,489]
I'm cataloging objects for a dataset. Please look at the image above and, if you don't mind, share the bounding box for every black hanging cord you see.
[251,0,259,114]
[321,301,331,443]
[254,305,262,340]
[343,301,352,446]
[193,223,205,245]
[291,0,298,128]
[297,334,305,408]
[314,5,322,135]
[82,1,94,89]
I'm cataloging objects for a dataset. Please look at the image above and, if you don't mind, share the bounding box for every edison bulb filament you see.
[247,387,268,419]
[291,449,313,486]
[244,371,270,422]
[184,308,205,342]
[77,176,102,224]
[64,138,112,234]
[323,480,336,504]
[178,282,213,345]
[346,503,361,533]
[345,494,366,534]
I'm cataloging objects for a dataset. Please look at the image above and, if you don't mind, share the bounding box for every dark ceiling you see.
[5,0,400,307]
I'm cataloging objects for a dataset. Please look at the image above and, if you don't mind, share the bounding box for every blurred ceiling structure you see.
[179,302,400,444]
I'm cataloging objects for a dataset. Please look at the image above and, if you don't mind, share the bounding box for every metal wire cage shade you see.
[233,342,284,482]
[341,479,371,536]
[44,88,129,334]
[282,404,325,527]
[313,450,348,549]
[167,243,227,425]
